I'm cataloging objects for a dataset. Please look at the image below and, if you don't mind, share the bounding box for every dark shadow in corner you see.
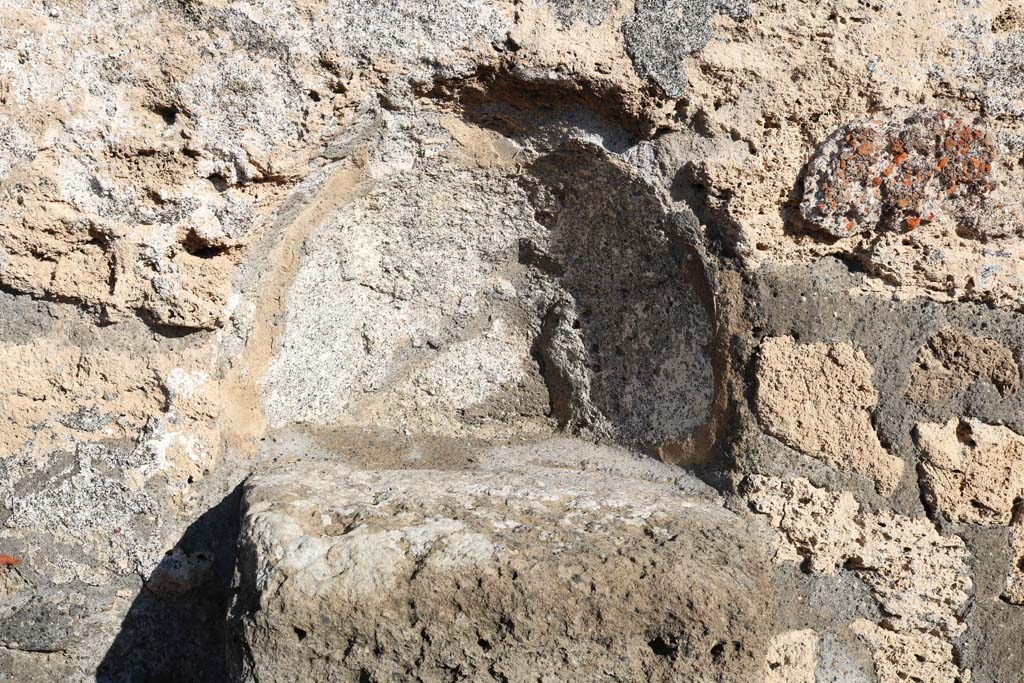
[421,64,645,154]
[96,483,243,683]
[669,161,746,257]
[520,143,720,463]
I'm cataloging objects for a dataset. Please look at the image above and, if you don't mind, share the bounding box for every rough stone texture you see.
[745,476,973,637]
[1005,524,1024,606]
[744,475,862,574]
[257,156,553,437]
[764,629,818,683]
[800,110,995,237]
[909,327,1021,403]
[547,0,618,27]
[3,0,1024,681]
[744,476,972,679]
[754,337,904,494]
[622,0,751,97]
[916,418,1024,526]
[258,141,715,450]
[731,257,1024,683]
[230,437,776,682]
[659,0,1024,313]
[850,620,962,683]
[525,148,715,451]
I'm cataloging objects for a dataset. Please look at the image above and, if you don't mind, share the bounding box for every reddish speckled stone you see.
[800,110,995,237]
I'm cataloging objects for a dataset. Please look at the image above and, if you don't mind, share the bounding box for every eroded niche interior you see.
[257,87,718,459]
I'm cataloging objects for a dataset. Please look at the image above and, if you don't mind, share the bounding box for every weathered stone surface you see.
[1005,525,1024,606]
[525,148,715,452]
[745,475,972,679]
[801,110,995,237]
[622,0,751,97]
[230,437,777,682]
[764,629,817,683]
[258,137,716,452]
[546,0,618,27]
[909,327,1021,403]
[793,109,1024,314]
[851,620,962,683]
[753,337,904,494]
[257,157,552,436]
[916,418,1024,526]
[744,475,862,574]
[4,0,1024,680]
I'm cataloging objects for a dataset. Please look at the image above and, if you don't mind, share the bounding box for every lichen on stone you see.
[3,1,1024,680]
[801,109,995,237]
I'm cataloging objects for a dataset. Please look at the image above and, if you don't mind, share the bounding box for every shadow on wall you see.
[94,128,720,683]
[522,144,719,457]
[427,63,649,149]
[427,67,723,458]
[96,484,243,683]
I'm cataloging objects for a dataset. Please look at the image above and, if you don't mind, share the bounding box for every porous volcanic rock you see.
[4,0,1024,681]
[753,336,904,495]
[229,436,777,683]
[915,418,1024,526]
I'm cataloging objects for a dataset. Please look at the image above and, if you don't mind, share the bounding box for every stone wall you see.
[1,1,1022,681]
